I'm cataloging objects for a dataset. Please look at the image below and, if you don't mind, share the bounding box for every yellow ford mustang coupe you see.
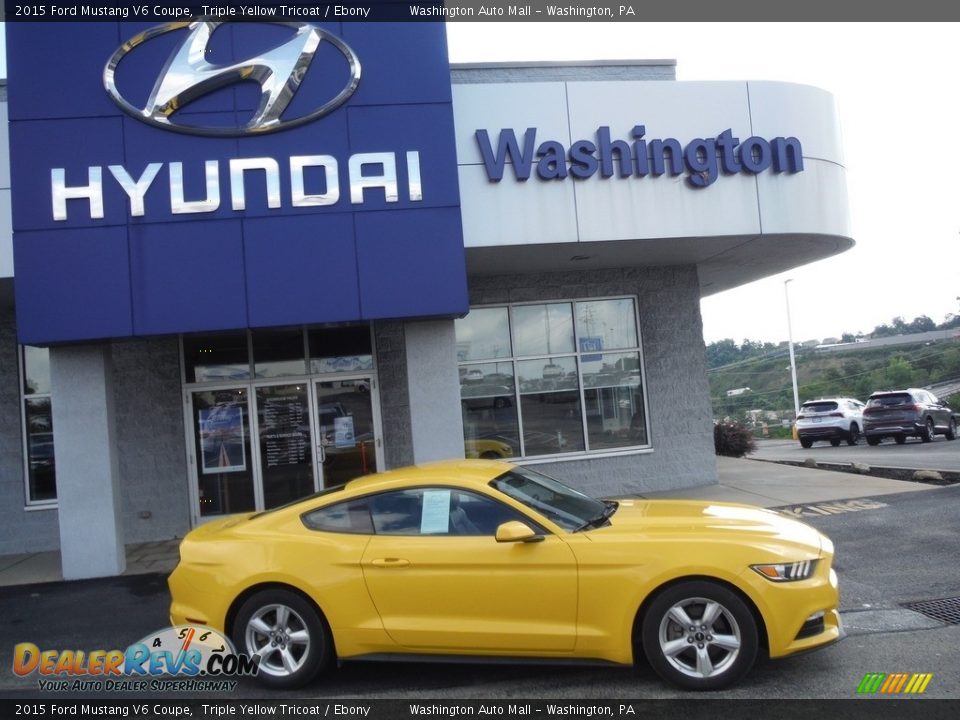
[169,460,842,691]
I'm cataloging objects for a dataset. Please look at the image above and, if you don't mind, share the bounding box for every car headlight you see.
[751,559,818,582]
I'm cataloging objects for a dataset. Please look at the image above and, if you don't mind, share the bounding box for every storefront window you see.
[455,307,512,361]
[456,298,648,459]
[21,346,57,505]
[253,328,306,378]
[183,331,250,383]
[309,325,373,374]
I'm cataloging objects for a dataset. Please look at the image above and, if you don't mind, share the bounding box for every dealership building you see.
[0,20,851,579]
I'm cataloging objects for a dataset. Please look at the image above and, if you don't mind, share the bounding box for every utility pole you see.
[784,279,801,439]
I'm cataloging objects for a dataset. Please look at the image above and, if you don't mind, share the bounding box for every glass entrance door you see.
[256,383,317,509]
[314,378,381,488]
[192,388,256,517]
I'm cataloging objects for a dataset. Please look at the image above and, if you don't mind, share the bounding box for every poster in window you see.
[199,404,247,474]
[334,416,356,449]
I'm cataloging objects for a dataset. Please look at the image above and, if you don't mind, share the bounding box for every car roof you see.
[343,459,514,495]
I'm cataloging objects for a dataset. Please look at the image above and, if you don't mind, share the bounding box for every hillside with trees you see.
[706,312,960,422]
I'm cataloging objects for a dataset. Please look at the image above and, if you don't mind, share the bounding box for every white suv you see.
[796,397,865,448]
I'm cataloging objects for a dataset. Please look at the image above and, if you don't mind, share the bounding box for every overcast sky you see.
[2,23,958,344]
[447,22,960,344]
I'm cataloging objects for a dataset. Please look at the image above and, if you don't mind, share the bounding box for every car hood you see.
[603,498,825,554]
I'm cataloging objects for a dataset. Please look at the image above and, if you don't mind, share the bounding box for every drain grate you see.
[901,597,960,625]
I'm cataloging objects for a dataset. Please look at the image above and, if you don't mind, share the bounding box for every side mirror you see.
[495,521,544,544]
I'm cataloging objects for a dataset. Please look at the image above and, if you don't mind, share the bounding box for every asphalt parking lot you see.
[2,484,958,702]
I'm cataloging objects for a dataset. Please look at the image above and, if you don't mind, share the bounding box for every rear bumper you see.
[863,421,922,437]
[797,425,849,440]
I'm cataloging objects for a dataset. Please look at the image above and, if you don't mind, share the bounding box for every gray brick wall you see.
[111,337,190,543]
[374,321,414,469]
[0,309,60,555]
[468,265,717,496]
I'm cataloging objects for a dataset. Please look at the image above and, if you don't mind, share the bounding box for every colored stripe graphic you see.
[857,672,932,694]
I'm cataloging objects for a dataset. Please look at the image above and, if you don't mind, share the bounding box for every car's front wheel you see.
[233,589,331,689]
[946,418,957,441]
[641,580,758,691]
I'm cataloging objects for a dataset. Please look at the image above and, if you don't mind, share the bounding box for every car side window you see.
[367,488,535,537]
[302,499,374,534]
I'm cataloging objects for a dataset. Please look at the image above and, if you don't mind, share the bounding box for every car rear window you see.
[867,393,913,408]
[802,402,838,413]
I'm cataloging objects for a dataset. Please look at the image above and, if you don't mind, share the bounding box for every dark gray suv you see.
[862,389,958,445]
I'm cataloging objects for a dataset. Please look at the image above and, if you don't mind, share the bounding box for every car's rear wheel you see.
[641,581,758,691]
[946,418,957,441]
[866,436,881,446]
[921,418,936,443]
[895,435,907,445]
[233,589,331,689]
[847,424,860,446]
[799,438,813,449]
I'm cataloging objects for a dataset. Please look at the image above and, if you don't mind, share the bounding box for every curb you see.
[750,457,960,486]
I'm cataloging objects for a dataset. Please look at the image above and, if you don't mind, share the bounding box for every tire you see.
[846,424,860,446]
[894,435,907,445]
[921,418,936,443]
[799,438,813,449]
[830,438,841,447]
[233,589,331,689]
[866,436,881,446]
[641,580,758,691]
[946,418,957,441]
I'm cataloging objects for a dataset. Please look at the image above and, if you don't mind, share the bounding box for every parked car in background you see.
[862,389,958,445]
[795,397,865,448]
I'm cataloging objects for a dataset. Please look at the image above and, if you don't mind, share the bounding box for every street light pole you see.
[784,279,801,437]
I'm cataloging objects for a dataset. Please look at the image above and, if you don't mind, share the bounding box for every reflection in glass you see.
[316,379,379,488]
[518,357,584,455]
[25,397,57,503]
[461,363,520,459]
[253,328,306,378]
[455,307,512,361]
[193,388,255,517]
[575,299,638,352]
[512,303,574,357]
[581,352,647,449]
[183,332,250,383]
[309,325,373,374]
[257,384,315,509]
[23,346,51,395]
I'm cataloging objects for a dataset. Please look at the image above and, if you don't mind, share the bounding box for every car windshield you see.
[490,466,610,532]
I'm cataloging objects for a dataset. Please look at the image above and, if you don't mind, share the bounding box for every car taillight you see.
[903,404,920,412]
[828,412,843,418]
[796,414,806,420]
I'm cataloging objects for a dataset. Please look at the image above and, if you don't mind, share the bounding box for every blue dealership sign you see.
[7,20,467,344]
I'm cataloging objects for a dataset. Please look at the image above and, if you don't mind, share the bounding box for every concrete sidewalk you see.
[642,455,932,507]
[0,457,935,588]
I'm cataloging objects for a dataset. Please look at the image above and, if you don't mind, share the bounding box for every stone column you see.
[403,319,465,464]
[49,344,125,579]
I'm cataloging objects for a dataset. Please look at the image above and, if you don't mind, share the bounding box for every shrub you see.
[714,421,757,458]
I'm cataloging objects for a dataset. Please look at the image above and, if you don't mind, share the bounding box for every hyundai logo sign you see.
[103,20,362,137]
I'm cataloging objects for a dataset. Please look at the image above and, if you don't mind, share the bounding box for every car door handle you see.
[370,558,410,568]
